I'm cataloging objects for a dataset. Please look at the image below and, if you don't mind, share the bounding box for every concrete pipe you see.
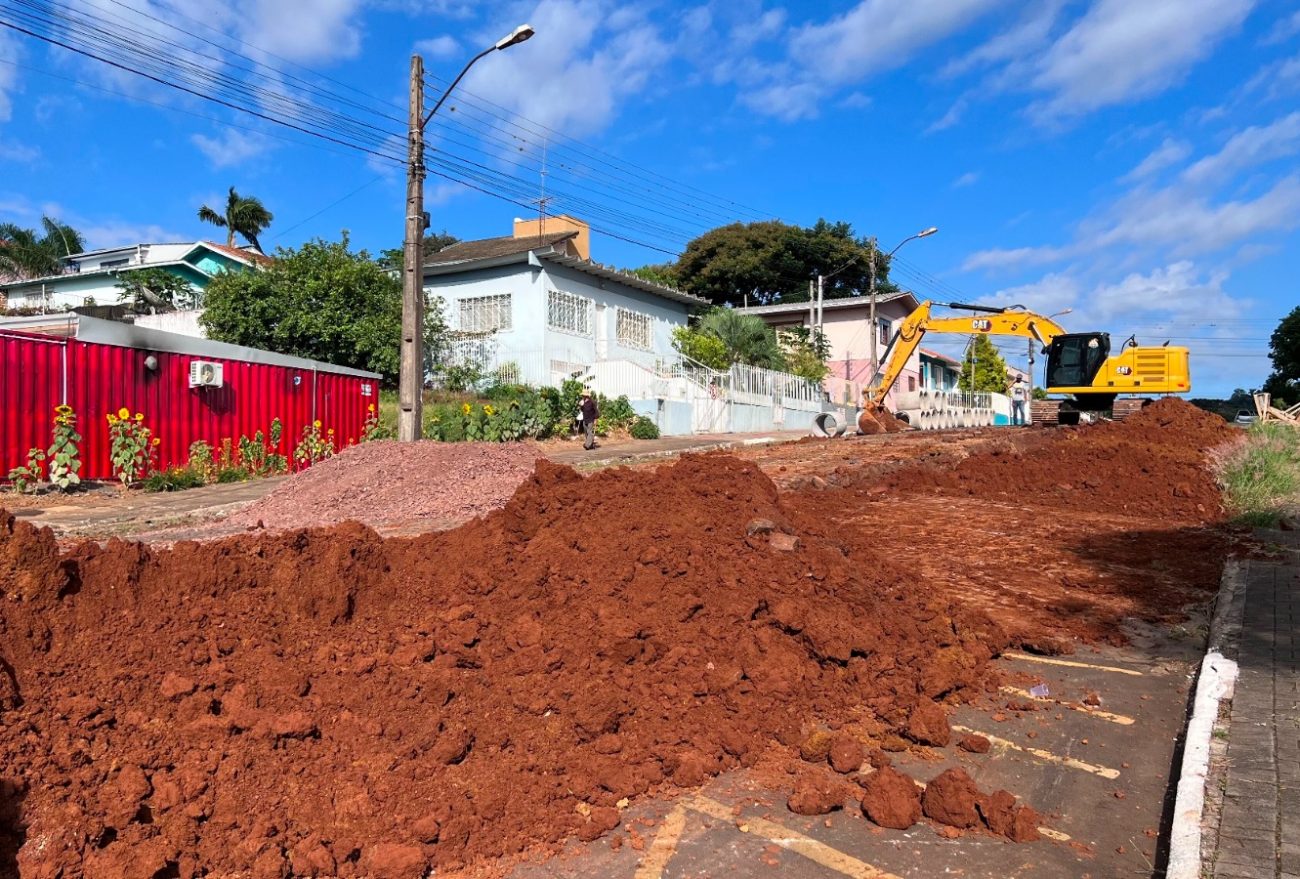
[899,409,923,429]
[811,412,840,437]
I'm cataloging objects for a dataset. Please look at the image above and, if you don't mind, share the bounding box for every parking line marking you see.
[1002,651,1144,676]
[1000,685,1136,725]
[633,802,688,879]
[952,725,1122,780]
[690,796,902,879]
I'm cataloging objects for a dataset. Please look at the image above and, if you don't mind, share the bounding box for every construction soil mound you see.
[0,455,1005,878]
[879,398,1236,523]
[225,440,541,533]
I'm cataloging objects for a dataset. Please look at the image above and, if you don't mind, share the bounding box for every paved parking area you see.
[509,635,1203,879]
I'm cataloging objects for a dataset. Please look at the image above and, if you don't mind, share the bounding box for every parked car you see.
[1234,409,1258,426]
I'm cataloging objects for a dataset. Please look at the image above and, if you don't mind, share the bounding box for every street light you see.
[866,227,939,388]
[398,24,535,442]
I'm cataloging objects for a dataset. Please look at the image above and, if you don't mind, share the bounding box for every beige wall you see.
[513,215,590,259]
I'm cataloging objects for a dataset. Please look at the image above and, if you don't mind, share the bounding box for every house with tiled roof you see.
[0,240,271,312]
[423,215,709,390]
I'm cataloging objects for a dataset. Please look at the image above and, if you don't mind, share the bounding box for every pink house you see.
[740,291,922,409]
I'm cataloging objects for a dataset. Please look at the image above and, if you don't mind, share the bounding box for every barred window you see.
[616,308,653,351]
[547,289,592,336]
[459,294,511,333]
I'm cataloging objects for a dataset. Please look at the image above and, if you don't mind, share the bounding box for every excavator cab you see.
[1045,333,1110,389]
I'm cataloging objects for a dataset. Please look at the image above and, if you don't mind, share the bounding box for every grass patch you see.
[1215,422,1300,526]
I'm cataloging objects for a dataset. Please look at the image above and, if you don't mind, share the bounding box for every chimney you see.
[512,214,590,260]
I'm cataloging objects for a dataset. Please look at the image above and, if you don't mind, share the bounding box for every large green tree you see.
[378,231,461,271]
[0,217,86,279]
[201,234,444,383]
[661,219,899,307]
[1263,306,1300,405]
[957,335,1010,394]
[198,187,274,251]
[116,267,198,311]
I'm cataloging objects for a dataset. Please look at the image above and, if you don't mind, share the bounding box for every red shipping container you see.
[1,315,380,482]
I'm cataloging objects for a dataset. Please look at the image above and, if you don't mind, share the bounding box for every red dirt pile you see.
[0,455,1005,878]
[879,398,1236,523]
[225,440,541,533]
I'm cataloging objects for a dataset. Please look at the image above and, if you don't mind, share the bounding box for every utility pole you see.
[394,24,534,442]
[816,273,824,334]
[866,236,878,388]
[398,55,426,442]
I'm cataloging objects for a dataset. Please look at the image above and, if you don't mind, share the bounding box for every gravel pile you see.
[225,440,541,532]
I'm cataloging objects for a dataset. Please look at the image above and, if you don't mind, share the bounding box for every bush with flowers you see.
[293,420,336,468]
[107,407,158,487]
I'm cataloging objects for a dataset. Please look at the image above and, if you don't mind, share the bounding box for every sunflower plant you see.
[46,404,83,491]
[107,407,157,487]
[293,420,335,468]
[7,447,45,494]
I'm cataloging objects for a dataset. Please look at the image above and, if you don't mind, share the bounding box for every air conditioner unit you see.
[188,360,224,388]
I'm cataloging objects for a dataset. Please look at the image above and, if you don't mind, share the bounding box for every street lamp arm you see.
[422,45,495,130]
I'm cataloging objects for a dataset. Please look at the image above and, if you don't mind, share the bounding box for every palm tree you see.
[197,187,274,252]
[698,308,786,370]
[0,217,87,280]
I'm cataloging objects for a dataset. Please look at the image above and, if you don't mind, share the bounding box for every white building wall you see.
[134,309,206,338]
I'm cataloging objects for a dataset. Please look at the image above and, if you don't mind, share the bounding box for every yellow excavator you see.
[860,300,1192,429]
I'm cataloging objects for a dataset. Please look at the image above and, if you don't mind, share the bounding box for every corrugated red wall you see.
[2,330,376,481]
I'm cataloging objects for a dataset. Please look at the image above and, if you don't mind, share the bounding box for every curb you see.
[1165,558,1245,879]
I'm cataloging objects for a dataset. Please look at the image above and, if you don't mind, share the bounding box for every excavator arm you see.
[868,301,1069,410]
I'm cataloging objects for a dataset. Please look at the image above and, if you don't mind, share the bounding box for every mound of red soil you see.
[226,440,541,533]
[860,766,922,829]
[880,398,1236,523]
[0,455,1005,878]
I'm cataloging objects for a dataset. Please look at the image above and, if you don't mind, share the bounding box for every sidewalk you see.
[1207,531,1300,879]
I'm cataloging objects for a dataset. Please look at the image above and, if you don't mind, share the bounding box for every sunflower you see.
[106,414,118,424]
[151,438,160,446]
[135,413,144,422]
[313,420,322,429]
[117,407,130,420]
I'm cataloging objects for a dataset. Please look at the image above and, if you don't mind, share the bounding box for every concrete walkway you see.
[1208,532,1300,879]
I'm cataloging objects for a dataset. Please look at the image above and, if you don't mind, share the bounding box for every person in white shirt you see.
[1008,375,1029,426]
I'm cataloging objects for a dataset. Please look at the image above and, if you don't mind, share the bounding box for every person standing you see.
[578,389,600,450]
[1008,375,1029,426]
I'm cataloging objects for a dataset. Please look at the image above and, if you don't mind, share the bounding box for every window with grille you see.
[878,318,892,346]
[458,294,512,333]
[547,289,592,336]
[616,308,653,351]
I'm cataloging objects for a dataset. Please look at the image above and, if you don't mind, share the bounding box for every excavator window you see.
[1046,333,1110,388]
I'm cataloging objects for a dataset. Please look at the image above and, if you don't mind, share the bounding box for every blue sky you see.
[2,0,1298,396]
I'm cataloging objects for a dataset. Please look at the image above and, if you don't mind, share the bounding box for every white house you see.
[0,241,271,312]
[422,216,828,435]
[423,216,707,387]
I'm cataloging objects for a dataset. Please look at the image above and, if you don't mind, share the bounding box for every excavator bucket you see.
[858,404,906,435]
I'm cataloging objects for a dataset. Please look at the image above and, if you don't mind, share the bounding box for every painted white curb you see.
[1165,560,1244,879]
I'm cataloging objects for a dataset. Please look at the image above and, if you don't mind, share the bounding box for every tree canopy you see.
[200,235,443,384]
[641,219,899,308]
[957,335,1010,394]
[378,231,460,272]
[198,187,274,251]
[670,306,829,381]
[116,268,198,311]
[1263,306,1300,405]
[0,217,86,280]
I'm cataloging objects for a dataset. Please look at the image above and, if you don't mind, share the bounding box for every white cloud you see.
[230,0,365,64]
[1029,0,1255,119]
[0,141,40,163]
[963,245,1068,272]
[940,1,1066,79]
[1244,53,1300,101]
[1122,137,1191,182]
[0,26,20,123]
[789,0,1000,86]
[1182,112,1300,184]
[80,220,188,249]
[1262,9,1300,45]
[415,35,460,60]
[459,0,672,138]
[840,91,872,109]
[190,128,276,169]
[926,97,969,133]
[952,171,980,188]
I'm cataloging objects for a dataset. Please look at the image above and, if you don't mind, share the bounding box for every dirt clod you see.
[828,733,864,774]
[921,768,982,829]
[904,700,951,747]
[958,734,991,754]
[859,766,922,830]
[788,771,846,816]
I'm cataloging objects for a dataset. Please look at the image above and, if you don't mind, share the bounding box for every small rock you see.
[921,768,981,829]
[957,734,991,754]
[769,532,801,552]
[860,766,921,830]
[159,672,197,700]
[745,518,776,536]
[828,734,864,774]
[904,700,951,747]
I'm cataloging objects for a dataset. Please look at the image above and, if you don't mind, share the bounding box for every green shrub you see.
[630,416,660,440]
[143,467,207,492]
[216,466,252,484]
[601,394,637,428]
[1216,422,1300,525]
